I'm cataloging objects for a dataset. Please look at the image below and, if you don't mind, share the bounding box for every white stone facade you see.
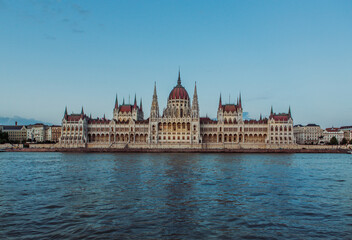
[293,124,323,144]
[322,128,344,144]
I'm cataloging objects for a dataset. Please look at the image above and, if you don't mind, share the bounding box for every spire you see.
[193,81,198,97]
[133,94,137,109]
[218,94,222,109]
[103,114,106,119]
[239,92,242,108]
[260,113,262,120]
[192,82,199,118]
[288,106,291,117]
[64,106,67,116]
[177,68,181,86]
[123,98,125,105]
[115,94,118,109]
[151,82,159,119]
[90,113,92,119]
[81,106,84,115]
[270,106,273,115]
[140,98,143,111]
[153,82,157,96]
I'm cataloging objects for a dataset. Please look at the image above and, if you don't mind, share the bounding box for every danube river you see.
[0,153,351,239]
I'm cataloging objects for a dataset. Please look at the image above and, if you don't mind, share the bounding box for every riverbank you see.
[3,142,351,153]
[3,144,350,154]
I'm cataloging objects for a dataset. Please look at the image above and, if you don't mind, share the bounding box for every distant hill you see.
[0,116,53,126]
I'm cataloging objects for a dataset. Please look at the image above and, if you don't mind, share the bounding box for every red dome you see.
[169,86,189,100]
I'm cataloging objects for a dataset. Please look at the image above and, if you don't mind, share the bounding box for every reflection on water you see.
[0,153,352,239]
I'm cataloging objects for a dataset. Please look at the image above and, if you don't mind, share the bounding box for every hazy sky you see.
[0,0,351,127]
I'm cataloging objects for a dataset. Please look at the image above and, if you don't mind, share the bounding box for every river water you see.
[0,153,351,239]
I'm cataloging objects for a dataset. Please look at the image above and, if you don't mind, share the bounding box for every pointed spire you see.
[218,94,222,109]
[239,92,242,108]
[90,113,92,119]
[260,113,262,120]
[123,98,125,105]
[133,94,137,109]
[270,106,273,115]
[288,106,291,117]
[193,81,197,97]
[151,82,159,119]
[177,68,181,86]
[192,82,199,118]
[64,106,68,116]
[115,94,118,109]
[103,114,106,119]
[81,106,84,115]
[153,82,157,96]
[140,98,143,111]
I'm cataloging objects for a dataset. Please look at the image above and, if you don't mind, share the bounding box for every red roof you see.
[270,113,290,122]
[169,86,189,100]
[88,118,110,124]
[200,117,217,124]
[222,104,239,112]
[67,114,84,121]
[244,119,268,124]
[273,115,289,122]
[119,105,133,112]
[325,128,340,132]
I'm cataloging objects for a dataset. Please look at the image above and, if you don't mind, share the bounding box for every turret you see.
[133,94,137,109]
[64,106,68,120]
[238,92,242,109]
[288,106,291,118]
[191,82,199,118]
[150,82,159,120]
[114,94,118,109]
[113,94,119,120]
[218,94,222,109]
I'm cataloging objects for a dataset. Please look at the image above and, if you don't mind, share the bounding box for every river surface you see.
[0,153,352,239]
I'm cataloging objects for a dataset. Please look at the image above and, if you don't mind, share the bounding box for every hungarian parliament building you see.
[59,72,295,148]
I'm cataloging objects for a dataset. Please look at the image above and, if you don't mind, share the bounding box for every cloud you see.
[72,3,89,15]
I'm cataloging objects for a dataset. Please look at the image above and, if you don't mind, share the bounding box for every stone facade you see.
[293,124,323,144]
[27,123,46,142]
[321,128,344,144]
[59,71,296,148]
[0,124,27,142]
[340,126,352,141]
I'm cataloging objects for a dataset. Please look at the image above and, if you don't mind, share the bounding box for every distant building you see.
[0,123,27,142]
[50,125,62,142]
[340,126,352,141]
[322,128,344,144]
[27,123,46,142]
[293,124,323,144]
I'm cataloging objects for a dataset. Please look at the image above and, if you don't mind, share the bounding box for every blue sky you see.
[0,0,351,128]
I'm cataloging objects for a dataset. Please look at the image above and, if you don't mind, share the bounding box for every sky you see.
[0,0,351,128]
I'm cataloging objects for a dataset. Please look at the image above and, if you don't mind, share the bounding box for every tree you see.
[330,136,338,145]
[0,131,9,144]
[341,138,348,145]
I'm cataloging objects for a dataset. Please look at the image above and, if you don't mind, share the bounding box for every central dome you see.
[168,71,189,100]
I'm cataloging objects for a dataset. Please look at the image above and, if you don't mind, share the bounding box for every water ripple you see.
[0,152,352,239]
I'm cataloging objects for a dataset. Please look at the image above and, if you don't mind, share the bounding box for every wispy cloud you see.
[72,3,89,16]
